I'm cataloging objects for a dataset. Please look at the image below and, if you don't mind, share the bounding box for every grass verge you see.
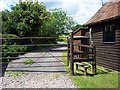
[62,51,119,88]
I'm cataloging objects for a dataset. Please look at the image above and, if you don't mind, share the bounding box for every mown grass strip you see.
[62,51,119,88]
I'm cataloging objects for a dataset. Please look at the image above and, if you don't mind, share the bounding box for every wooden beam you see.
[70,32,74,75]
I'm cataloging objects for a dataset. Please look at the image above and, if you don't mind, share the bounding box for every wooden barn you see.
[72,28,88,51]
[84,0,120,71]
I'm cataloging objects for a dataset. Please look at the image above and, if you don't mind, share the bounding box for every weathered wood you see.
[91,23,120,71]
[73,58,94,62]
[75,62,89,76]
[1,44,67,47]
[75,62,84,67]
[74,50,94,54]
[1,37,56,39]
[97,62,120,71]
[67,37,70,66]
[70,32,74,75]
[73,36,89,40]
[1,55,67,59]
[84,66,89,76]
[73,43,93,48]
[92,46,96,74]
[76,64,78,70]
[68,29,97,75]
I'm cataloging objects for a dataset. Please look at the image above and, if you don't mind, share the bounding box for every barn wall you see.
[90,19,120,71]
[73,30,81,51]
[73,29,88,51]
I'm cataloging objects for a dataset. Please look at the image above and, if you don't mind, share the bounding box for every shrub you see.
[2,34,27,62]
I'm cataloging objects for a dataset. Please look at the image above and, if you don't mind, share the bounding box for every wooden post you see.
[67,37,70,66]
[70,32,74,75]
[92,46,97,74]
[84,66,88,76]
[78,45,81,58]
[94,46,97,74]
[76,64,78,70]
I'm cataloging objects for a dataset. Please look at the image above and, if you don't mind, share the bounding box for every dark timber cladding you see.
[84,0,120,71]
[89,19,120,71]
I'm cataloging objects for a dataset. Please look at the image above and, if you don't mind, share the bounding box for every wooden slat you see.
[1,37,56,39]
[75,62,84,66]
[73,36,89,40]
[73,50,94,54]
[0,55,67,59]
[97,52,120,58]
[96,56,120,63]
[75,62,89,67]
[73,58,94,62]
[73,43,93,48]
[0,44,67,47]
[97,62,119,70]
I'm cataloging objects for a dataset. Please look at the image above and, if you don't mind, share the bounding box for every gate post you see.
[67,37,70,66]
[70,32,74,75]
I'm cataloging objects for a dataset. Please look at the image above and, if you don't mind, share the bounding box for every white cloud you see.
[0,0,7,11]
[71,1,102,24]
[0,0,107,24]
[43,0,102,24]
[0,0,19,11]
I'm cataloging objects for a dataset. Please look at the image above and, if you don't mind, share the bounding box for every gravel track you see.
[0,73,76,89]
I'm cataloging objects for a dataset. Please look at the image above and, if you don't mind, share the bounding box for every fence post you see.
[70,32,74,75]
[67,37,70,66]
[92,46,97,74]
[94,46,97,74]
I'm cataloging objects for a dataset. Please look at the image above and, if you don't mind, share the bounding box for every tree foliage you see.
[2,2,75,37]
[72,24,88,31]
[41,8,75,37]
[2,1,49,37]
[2,1,76,61]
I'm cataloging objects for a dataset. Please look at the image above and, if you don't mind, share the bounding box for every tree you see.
[2,1,49,37]
[72,24,88,31]
[41,8,75,37]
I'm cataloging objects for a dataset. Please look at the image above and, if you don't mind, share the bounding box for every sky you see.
[0,0,108,24]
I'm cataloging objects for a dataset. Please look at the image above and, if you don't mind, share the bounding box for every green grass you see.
[71,72,118,88]
[23,59,35,64]
[5,71,28,78]
[62,51,119,88]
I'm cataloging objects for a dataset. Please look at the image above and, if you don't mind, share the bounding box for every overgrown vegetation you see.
[2,34,27,62]
[62,51,119,88]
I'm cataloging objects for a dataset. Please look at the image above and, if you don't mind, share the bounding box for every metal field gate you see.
[1,37,67,76]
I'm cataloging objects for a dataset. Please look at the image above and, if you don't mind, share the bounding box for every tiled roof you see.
[85,0,120,25]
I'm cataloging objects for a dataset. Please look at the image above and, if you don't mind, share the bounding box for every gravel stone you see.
[1,73,76,88]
